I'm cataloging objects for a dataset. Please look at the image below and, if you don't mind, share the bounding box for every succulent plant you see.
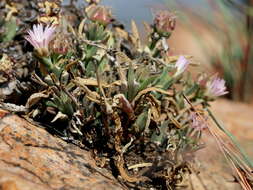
[0,1,234,189]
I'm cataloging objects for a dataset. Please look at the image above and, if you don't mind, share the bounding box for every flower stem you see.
[40,56,62,78]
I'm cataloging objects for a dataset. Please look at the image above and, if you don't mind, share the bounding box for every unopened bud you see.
[87,5,112,26]
[154,11,176,38]
[50,35,69,55]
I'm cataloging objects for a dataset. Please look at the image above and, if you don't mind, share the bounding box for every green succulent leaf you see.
[127,64,138,101]
[131,109,150,134]
[151,121,169,146]
[46,92,75,117]
[1,17,17,42]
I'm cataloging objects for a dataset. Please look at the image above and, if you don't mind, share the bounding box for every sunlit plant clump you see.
[1,1,228,189]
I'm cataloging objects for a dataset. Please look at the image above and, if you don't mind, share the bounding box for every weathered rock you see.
[0,110,123,190]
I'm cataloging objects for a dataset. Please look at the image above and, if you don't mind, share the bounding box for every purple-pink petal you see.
[206,76,228,97]
[174,55,189,76]
[189,112,208,131]
[24,24,56,52]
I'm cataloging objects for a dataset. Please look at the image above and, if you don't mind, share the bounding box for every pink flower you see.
[25,24,56,56]
[174,56,189,76]
[205,76,228,98]
[189,112,208,131]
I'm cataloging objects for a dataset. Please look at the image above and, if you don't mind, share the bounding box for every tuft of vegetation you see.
[1,0,252,189]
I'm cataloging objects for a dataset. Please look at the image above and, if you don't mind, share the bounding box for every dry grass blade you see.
[78,18,86,36]
[25,91,49,108]
[183,94,253,190]
[130,20,141,49]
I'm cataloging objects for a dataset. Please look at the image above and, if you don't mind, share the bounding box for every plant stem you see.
[40,57,62,78]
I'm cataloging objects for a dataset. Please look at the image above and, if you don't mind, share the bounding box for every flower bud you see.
[189,112,208,131]
[86,5,112,26]
[51,36,69,55]
[154,11,176,38]
[174,56,189,76]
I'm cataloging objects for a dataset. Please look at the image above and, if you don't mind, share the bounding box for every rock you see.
[0,110,123,190]
[0,180,19,190]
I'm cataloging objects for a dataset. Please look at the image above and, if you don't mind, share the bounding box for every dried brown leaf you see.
[115,155,150,183]
[78,19,86,37]
[114,94,135,120]
[74,77,121,88]
[51,111,68,123]
[114,27,129,40]
[112,112,123,153]
[143,21,152,34]
[132,87,173,106]
[72,78,101,103]
[25,91,49,108]
[130,20,141,49]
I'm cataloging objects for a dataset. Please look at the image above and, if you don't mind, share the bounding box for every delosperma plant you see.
[1,0,252,189]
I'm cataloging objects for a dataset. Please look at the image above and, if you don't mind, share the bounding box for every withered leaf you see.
[78,19,86,37]
[130,20,141,49]
[74,77,121,88]
[114,27,129,40]
[51,111,68,123]
[115,155,150,183]
[132,87,173,106]
[25,91,49,108]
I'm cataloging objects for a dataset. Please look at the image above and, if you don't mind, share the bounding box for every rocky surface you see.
[0,110,124,190]
[0,98,252,190]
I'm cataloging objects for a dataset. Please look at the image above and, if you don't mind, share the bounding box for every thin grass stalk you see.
[207,108,253,168]
[202,115,252,189]
[183,94,253,189]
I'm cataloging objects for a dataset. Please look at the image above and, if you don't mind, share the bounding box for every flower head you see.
[205,76,228,98]
[25,24,56,56]
[189,112,208,131]
[87,5,112,26]
[51,34,70,55]
[154,11,176,37]
[174,56,189,76]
